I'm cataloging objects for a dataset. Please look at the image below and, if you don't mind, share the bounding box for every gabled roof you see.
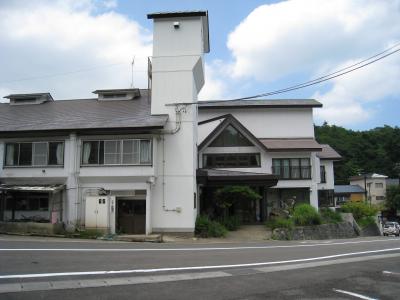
[198,99,322,109]
[317,144,342,160]
[334,185,365,194]
[198,114,268,152]
[259,138,322,152]
[0,89,168,135]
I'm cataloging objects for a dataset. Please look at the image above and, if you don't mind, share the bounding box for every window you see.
[204,153,260,168]
[376,196,385,201]
[5,192,49,211]
[320,166,326,183]
[104,141,121,164]
[4,142,64,167]
[81,139,152,166]
[272,158,311,179]
[318,190,334,207]
[375,183,383,188]
[210,125,253,147]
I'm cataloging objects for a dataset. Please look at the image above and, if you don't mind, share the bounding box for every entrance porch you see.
[197,169,278,224]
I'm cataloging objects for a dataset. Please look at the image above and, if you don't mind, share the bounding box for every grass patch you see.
[292,204,322,226]
[320,208,343,224]
[265,217,293,230]
[195,215,227,238]
[357,216,376,228]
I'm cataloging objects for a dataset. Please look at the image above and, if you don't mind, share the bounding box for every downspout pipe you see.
[160,104,187,212]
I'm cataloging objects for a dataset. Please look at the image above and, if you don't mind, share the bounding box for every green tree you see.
[386,185,400,213]
[214,185,261,217]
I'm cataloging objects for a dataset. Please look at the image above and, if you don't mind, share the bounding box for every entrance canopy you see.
[197,168,278,187]
[0,184,65,193]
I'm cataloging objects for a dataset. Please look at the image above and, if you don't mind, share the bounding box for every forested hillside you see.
[315,123,400,184]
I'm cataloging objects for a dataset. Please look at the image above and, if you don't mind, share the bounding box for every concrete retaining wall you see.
[272,222,358,240]
[0,222,64,235]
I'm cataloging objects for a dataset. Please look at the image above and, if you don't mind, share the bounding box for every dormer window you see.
[93,88,141,101]
[4,93,53,105]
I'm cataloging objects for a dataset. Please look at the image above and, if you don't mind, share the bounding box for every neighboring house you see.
[334,185,366,205]
[350,173,388,205]
[0,11,341,234]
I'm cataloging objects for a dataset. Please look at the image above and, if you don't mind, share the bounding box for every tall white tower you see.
[147,11,209,233]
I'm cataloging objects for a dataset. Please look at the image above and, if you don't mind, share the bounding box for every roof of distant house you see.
[349,173,388,181]
[386,178,400,186]
[334,185,366,194]
[198,99,322,109]
[0,89,168,135]
[317,144,342,160]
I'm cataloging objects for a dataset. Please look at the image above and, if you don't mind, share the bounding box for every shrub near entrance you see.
[195,215,227,238]
[292,204,322,226]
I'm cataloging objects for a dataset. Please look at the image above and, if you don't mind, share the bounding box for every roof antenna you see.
[130,56,135,88]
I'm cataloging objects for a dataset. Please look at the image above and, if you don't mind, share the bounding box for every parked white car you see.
[383,222,400,236]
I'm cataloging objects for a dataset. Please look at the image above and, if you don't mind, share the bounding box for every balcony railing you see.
[272,166,311,180]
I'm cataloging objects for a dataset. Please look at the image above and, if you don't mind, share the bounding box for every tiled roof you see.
[317,144,342,160]
[0,89,168,134]
[334,185,365,194]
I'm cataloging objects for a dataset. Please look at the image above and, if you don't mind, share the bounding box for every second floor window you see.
[320,165,326,183]
[5,142,64,167]
[272,158,311,179]
[81,139,152,166]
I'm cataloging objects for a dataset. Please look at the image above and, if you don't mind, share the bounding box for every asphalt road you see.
[1,235,400,299]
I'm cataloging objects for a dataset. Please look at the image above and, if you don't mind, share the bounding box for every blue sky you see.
[0,0,399,130]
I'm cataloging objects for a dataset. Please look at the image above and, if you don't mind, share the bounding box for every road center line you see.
[0,247,399,279]
[333,288,378,300]
[0,238,397,252]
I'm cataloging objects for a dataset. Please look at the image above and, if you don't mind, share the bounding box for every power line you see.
[235,41,400,101]
[229,43,400,101]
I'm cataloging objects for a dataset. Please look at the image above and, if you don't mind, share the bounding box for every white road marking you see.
[0,238,397,252]
[333,288,378,300]
[0,247,399,279]
[383,270,400,276]
[0,271,232,294]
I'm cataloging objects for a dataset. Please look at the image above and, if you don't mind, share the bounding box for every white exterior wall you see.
[149,15,207,232]
[318,160,335,190]
[198,108,315,142]
[0,134,158,233]
[351,177,387,205]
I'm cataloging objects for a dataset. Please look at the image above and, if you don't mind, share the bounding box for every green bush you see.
[219,215,241,231]
[341,201,378,220]
[357,216,376,228]
[195,215,227,238]
[292,204,322,226]
[265,217,293,230]
[320,208,343,224]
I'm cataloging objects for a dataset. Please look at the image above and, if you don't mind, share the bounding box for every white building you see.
[350,173,388,205]
[0,11,341,235]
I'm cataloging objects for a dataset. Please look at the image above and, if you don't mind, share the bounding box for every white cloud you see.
[227,0,400,125]
[0,0,151,99]
[314,53,400,126]
[198,61,229,101]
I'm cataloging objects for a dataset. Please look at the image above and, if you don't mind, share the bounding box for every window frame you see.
[4,141,64,167]
[81,139,153,166]
[203,153,261,168]
[320,165,326,183]
[272,158,312,180]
